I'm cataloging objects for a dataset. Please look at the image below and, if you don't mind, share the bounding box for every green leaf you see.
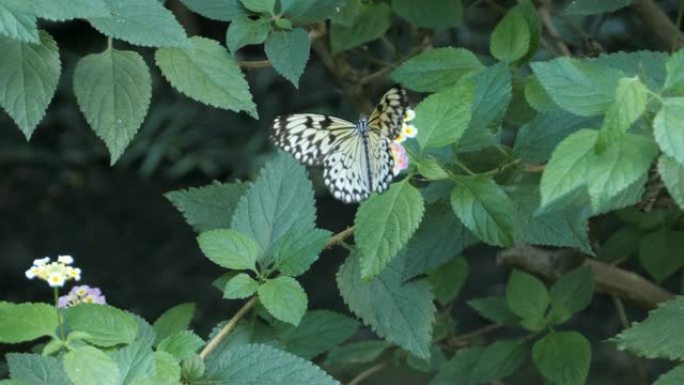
[598,225,641,262]
[330,2,391,54]
[0,302,58,343]
[0,0,38,43]
[337,253,434,359]
[390,48,482,92]
[658,155,684,210]
[417,158,449,181]
[273,228,331,276]
[64,304,138,347]
[264,28,310,87]
[231,153,316,257]
[524,75,559,112]
[428,257,468,305]
[179,0,247,21]
[490,7,530,63]
[280,0,342,23]
[73,47,151,164]
[165,181,249,233]
[355,180,425,279]
[638,229,684,282]
[513,110,597,163]
[110,341,155,385]
[258,276,308,325]
[431,347,483,385]
[223,273,259,299]
[181,355,205,383]
[276,310,359,359]
[0,31,60,138]
[64,346,121,385]
[600,77,649,135]
[414,80,475,149]
[470,339,527,384]
[533,331,591,385]
[88,0,187,47]
[158,331,204,360]
[654,98,684,166]
[324,340,390,366]
[655,365,684,385]
[664,49,684,94]
[468,296,519,324]
[155,36,257,117]
[506,269,549,321]
[152,303,195,345]
[331,0,361,26]
[614,296,684,359]
[450,176,514,247]
[7,354,71,385]
[564,0,632,15]
[592,51,667,91]
[240,0,275,13]
[548,266,594,324]
[197,229,259,271]
[132,351,181,385]
[226,16,270,54]
[531,57,623,116]
[205,344,339,385]
[28,0,108,21]
[392,0,461,30]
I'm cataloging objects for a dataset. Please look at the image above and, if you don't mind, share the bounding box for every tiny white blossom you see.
[57,255,74,264]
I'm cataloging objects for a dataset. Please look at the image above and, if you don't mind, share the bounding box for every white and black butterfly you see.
[271,87,408,203]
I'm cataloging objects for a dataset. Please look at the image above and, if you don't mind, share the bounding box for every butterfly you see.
[270,87,409,203]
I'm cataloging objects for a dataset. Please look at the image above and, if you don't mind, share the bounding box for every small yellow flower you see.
[402,124,417,138]
[47,272,66,287]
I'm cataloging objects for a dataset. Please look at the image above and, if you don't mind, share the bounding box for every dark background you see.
[0,1,679,383]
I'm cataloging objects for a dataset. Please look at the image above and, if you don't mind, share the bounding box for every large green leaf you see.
[330,2,391,54]
[73,47,151,163]
[0,31,60,138]
[222,273,259,299]
[157,331,204,360]
[548,266,594,324]
[655,365,684,385]
[533,331,591,385]
[276,310,359,359]
[599,77,649,137]
[592,51,667,91]
[638,229,684,282]
[165,181,249,233]
[414,79,475,149]
[258,276,307,325]
[264,28,310,87]
[155,36,256,117]
[658,155,684,210]
[240,0,275,13]
[0,0,38,42]
[355,180,425,279]
[0,302,58,343]
[110,341,156,385]
[654,97,684,166]
[391,48,482,92]
[273,228,332,277]
[468,296,519,325]
[226,16,270,54]
[337,253,434,359]
[65,304,138,347]
[325,340,390,366]
[428,257,468,305]
[152,303,195,345]
[664,49,684,94]
[450,176,514,247]
[540,130,595,208]
[280,0,342,23]
[231,153,316,258]
[392,0,461,30]
[179,0,247,21]
[64,346,121,385]
[197,229,260,271]
[490,7,530,63]
[7,354,70,385]
[506,270,549,325]
[28,0,108,21]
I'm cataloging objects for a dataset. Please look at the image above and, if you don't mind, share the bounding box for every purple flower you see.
[57,285,106,308]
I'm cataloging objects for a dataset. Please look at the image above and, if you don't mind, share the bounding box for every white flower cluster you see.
[25,255,81,288]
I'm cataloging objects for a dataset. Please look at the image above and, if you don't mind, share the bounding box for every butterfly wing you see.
[271,114,357,166]
[368,86,408,139]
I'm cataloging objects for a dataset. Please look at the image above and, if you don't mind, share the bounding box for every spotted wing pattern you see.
[368,86,408,140]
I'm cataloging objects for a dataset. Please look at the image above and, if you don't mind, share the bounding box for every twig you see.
[447,323,504,348]
[538,0,572,56]
[239,60,271,69]
[326,226,355,249]
[346,362,388,385]
[632,0,684,49]
[199,296,257,360]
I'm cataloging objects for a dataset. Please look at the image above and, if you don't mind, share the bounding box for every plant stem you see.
[453,158,476,176]
[199,296,257,360]
[53,287,65,340]
[326,226,355,249]
[346,362,388,385]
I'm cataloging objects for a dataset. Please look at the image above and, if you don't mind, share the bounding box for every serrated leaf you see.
[0,0,38,43]
[524,75,559,112]
[205,344,339,385]
[276,310,359,359]
[132,313,157,347]
[531,57,623,116]
[264,28,310,87]
[470,339,527,383]
[226,16,270,54]
[64,304,137,347]
[598,225,641,262]
[430,347,483,385]
[324,340,390,366]
[280,0,342,23]
[548,266,594,324]
[658,155,684,210]
[337,253,434,359]
[355,180,425,279]
[179,0,247,21]
[332,0,361,26]
[197,229,259,271]
[392,0,461,29]
[654,365,684,385]
[223,273,259,299]
[654,97,684,166]
[73,47,151,164]
[165,181,249,233]
[29,0,109,21]
[240,0,275,13]
[88,0,187,48]
[490,7,530,63]
[428,257,468,305]
[7,354,71,385]
[591,51,667,91]
[64,346,121,385]
[390,48,483,92]
[0,30,60,138]
[564,0,632,15]
[450,176,514,247]
[638,229,684,282]
[134,351,181,385]
[157,331,204,360]
[330,2,390,54]
[152,303,195,345]
[110,341,155,385]
[506,269,549,321]
[231,152,316,258]
[468,296,519,324]
[417,158,449,181]
[664,49,684,94]
[258,276,307,325]
[533,331,591,385]
[414,79,475,149]
[155,36,257,117]
[600,77,649,136]
[273,228,331,276]
[0,302,58,343]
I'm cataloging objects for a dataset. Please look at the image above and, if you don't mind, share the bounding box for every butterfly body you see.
[271,87,408,204]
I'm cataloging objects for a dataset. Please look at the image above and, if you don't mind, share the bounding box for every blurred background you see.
[0,0,680,383]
